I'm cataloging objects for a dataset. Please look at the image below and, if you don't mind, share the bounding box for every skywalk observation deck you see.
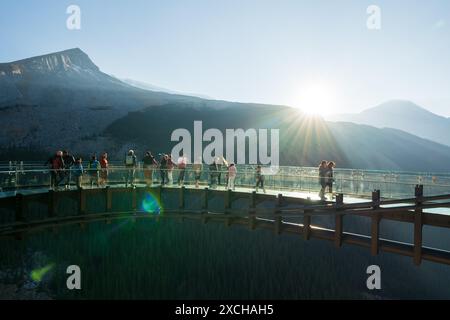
[1,162,450,266]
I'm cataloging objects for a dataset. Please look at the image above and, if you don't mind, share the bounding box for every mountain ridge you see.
[1,49,450,172]
[326,100,450,146]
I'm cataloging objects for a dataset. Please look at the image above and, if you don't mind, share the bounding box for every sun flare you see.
[294,83,337,116]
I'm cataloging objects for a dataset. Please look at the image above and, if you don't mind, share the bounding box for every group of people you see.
[45,150,335,200]
[318,160,336,200]
[45,150,109,190]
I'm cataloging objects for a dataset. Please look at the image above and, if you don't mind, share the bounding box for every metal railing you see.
[1,162,450,199]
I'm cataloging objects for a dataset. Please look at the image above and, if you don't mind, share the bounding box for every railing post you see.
[334,193,344,248]
[131,188,137,212]
[371,190,381,256]
[225,189,232,226]
[179,186,185,209]
[274,193,283,235]
[414,184,424,266]
[249,191,256,230]
[202,187,209,224]
[15,193,25,240]
[303,210,311,240]
[15,193,25,223]
[78,188,86,216]
[105,186,112,212]
[48,190,57,218]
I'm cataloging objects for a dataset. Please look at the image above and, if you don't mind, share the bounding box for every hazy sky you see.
[1,0,450,116]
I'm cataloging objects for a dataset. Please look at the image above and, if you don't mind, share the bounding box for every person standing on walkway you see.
[159,154,168,186]
[255,165,266,193]
[124,150,137,187]
[209,161,218,188]
[88,155,100,188]
[73,158,84,189]
[45,151,65,190]
[167,154,176,185]
[177,153,188,186]
[318,160,328,200]
[326,161,336,198]
[227,163,237,191]
[99,152,109,187]
[193,156,203,188]
[143,151,157,186]
[62,150,75,190]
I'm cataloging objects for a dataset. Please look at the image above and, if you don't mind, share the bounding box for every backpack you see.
[125,155,135,166]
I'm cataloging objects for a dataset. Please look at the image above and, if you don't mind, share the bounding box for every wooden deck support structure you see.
[2,183,450,266]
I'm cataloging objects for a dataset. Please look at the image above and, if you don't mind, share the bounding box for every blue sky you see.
[1,0,450,116]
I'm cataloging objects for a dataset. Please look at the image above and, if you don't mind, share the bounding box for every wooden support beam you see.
[202,187,209,224]
[179,186,185,209]
[132,187,137,212]
[274,194,283,235]
[303,212,311,240]
[371,190,381,256]
[249,191,256,230]
[105,186,112,212]
[334,193,344,248]
[14,193,25,240]
[225,189,232,227]
[49,190,57,218]
[78,188,86,216]
[225,189,232,209]
[15,193,25,223]
[414,184,424,266]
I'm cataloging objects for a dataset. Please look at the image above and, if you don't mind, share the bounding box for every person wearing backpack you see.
[177,153,188,186]
[143,151,157,186]
[124,150,137,187]
[88,155,100,188]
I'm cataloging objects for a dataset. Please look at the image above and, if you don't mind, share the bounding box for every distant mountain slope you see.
[105,102,450,172]
[0,48,204,152]
[2,49,450,172]
[326,100,450,146]
[121,78,213,100]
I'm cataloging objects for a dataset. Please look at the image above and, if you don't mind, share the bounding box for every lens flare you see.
[31,263,55,282]
[141,192,162,214]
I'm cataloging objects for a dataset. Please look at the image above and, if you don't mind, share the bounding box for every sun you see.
[294,83,337,116]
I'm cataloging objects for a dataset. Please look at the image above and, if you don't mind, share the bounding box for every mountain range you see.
[326,100,450,147]
[1,48,450,172]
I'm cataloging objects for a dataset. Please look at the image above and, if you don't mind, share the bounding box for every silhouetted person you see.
[318,160,328,200]
[255,165,266,193]
[326,161,336,198]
